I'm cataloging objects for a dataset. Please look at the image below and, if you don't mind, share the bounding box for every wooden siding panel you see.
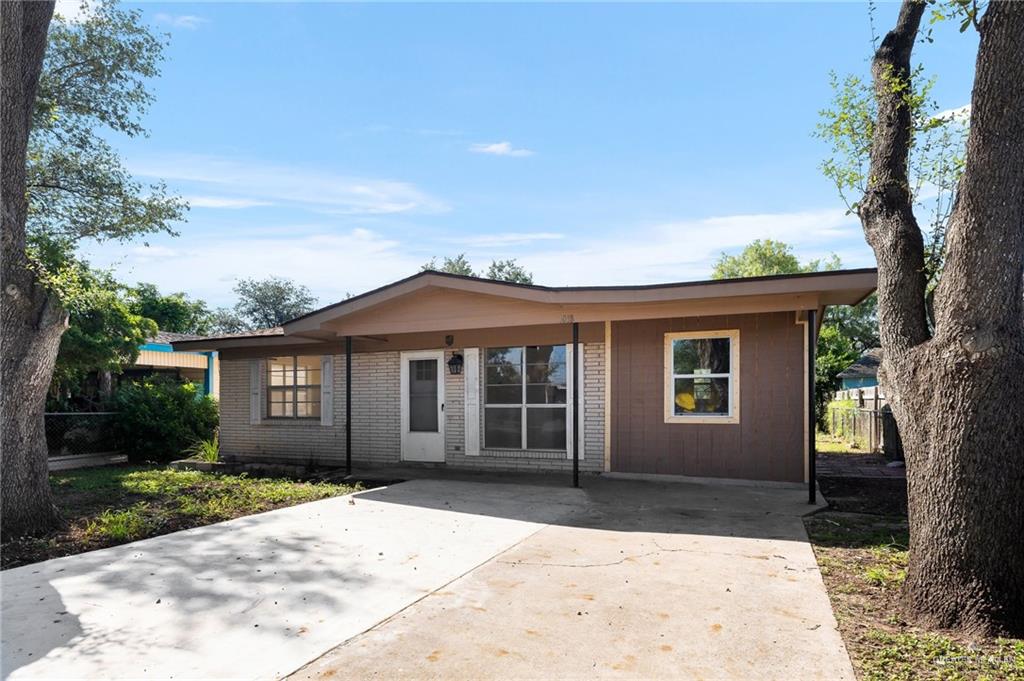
[610,311,804,483]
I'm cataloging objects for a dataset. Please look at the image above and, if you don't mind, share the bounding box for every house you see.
[837,348,882,390]
[127,330,220,398]
[173,268,876,491]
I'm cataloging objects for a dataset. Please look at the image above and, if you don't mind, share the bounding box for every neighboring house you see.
[837,348,882,390]
[174,268,876,487]
[126,330,220,399]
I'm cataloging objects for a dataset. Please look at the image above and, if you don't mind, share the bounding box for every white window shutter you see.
[464,347,480,456]
[320,355,334,426]
[566,344,585,460]
[249,359,262,425]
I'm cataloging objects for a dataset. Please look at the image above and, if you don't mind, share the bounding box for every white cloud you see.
[469,142,535,157]
[934,104,970,124]
[129,154,449,215]
[154,13,208,30]
[79,207,875,308]
[517,207,871,286]
[54,0,94,22]
[185,196,273,209]
[443,232,564,248]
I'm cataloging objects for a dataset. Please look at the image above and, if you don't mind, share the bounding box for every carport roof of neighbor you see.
[171,267,877,351]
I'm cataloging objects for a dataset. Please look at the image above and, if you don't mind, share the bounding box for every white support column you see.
[464,347,480,456]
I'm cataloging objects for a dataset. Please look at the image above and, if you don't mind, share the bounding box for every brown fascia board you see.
[171,334,327,352]
[283,268,878,334]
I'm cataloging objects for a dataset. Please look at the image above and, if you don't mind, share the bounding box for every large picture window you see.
[267,356,322,418]
[484,345,567,450]
[664,330,739,424]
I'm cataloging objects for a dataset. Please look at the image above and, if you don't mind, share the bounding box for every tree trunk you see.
[1,0,63,539]
[861,0,1024,636]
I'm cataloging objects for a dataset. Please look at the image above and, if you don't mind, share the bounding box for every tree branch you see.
[859,0,931,353]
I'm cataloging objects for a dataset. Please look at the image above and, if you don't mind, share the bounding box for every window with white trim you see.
[267,356,322,418]
[664,330,739,423]
[484,345,567,449]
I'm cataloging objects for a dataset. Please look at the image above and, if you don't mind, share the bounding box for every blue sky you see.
[68,1,978,308]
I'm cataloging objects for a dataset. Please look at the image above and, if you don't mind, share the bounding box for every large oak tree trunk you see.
[1,0,63,539]
[862,0,1024,635]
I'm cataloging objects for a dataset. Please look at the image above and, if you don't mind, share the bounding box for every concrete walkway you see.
[2,477,852,680]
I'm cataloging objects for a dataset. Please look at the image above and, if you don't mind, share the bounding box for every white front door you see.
[400,350,446,462]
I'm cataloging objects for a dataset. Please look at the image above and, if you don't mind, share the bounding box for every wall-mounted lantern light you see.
[447,353,464,375]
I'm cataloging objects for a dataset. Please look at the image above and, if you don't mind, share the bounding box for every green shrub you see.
[112,377,218,463]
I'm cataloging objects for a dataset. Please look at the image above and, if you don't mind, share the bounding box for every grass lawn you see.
[817,431,872,455]
[1,465,361,570]
[806,501,1024,679]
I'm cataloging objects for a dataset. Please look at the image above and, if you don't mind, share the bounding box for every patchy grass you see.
[806,512,1024,680]
[1,466,361,569]
[817,432,872,455]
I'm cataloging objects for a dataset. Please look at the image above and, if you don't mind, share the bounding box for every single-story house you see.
[127,331,220,398]
[837,348,882,390]
[173,268,876,491]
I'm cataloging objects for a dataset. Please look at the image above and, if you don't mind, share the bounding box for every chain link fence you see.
[45,412,120,458]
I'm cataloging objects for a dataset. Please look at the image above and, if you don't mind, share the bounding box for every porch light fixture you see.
[447,353,464,375]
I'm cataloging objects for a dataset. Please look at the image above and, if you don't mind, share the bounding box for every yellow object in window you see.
[675,392,696,412]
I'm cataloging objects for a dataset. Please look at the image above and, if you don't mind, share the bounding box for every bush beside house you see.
[112,377,218,463]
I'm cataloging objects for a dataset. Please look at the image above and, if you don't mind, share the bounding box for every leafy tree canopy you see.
[227,276,318,330]
[422,254,535,284]
[128,283,213,335]
[712,239,840,280]
[27,0,186,300]
[51,267,157,405]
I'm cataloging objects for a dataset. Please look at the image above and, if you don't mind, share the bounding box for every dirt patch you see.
[818,476,907,515]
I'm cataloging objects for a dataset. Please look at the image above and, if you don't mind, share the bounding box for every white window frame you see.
[484,345,568,451]
[664,330,740,425]
[267,355,323,420]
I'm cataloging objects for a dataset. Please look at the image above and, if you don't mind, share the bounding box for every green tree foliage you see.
[712,239,876,413]
[128,283,213,335]
[26,0,186,285]
[711,239,840,279]
[422,254,535,283]
[483,259,534,284]
[422,254,475,276]
[228,276,318,329]
[814,326,859,431]
[112,377,218,463]
[51,268,157,407]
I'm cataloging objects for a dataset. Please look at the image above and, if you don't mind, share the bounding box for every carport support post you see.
[807,309,816,504]
[572,321,579,488]
[346,335,353,477]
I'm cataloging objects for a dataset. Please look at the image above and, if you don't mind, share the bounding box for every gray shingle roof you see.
[838,348,882,379]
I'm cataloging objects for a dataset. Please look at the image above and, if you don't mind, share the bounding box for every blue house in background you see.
[838,348,882,390]
[127,331,219,398]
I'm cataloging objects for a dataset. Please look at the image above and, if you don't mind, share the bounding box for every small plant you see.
[863,565,906,589]
[186,433,219,462]
[85,504,151,541]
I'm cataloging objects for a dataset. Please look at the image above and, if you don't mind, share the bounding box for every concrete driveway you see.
[1,477,852,680]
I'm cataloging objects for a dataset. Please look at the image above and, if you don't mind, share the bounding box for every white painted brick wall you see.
[220,343,606,474]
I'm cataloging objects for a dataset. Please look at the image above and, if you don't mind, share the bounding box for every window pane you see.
[526,384,567,404]
[485,408,522,448]
[268,357,292,386]
[270,402,286,417]
[409,359,438,432]
[526,345,565,365]
[270,388,294,404]
[486,364,522,386]
[525,361,566,384]
[526,408,567,449]
[673,377,730,415]
[673,338,731,375]
[486,385,522,404]
[486,347,522,366]
[297,401,321,418]
[295,356,321,386]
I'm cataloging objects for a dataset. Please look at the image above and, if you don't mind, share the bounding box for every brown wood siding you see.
[611,312,804,483]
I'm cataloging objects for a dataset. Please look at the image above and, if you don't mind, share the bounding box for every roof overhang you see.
[173,268,877,351]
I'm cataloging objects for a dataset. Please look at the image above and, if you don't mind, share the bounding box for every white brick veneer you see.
[219,343,605,473]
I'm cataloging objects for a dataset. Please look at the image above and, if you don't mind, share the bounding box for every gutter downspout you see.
[807,308,817,504]
[346,335,353,477]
